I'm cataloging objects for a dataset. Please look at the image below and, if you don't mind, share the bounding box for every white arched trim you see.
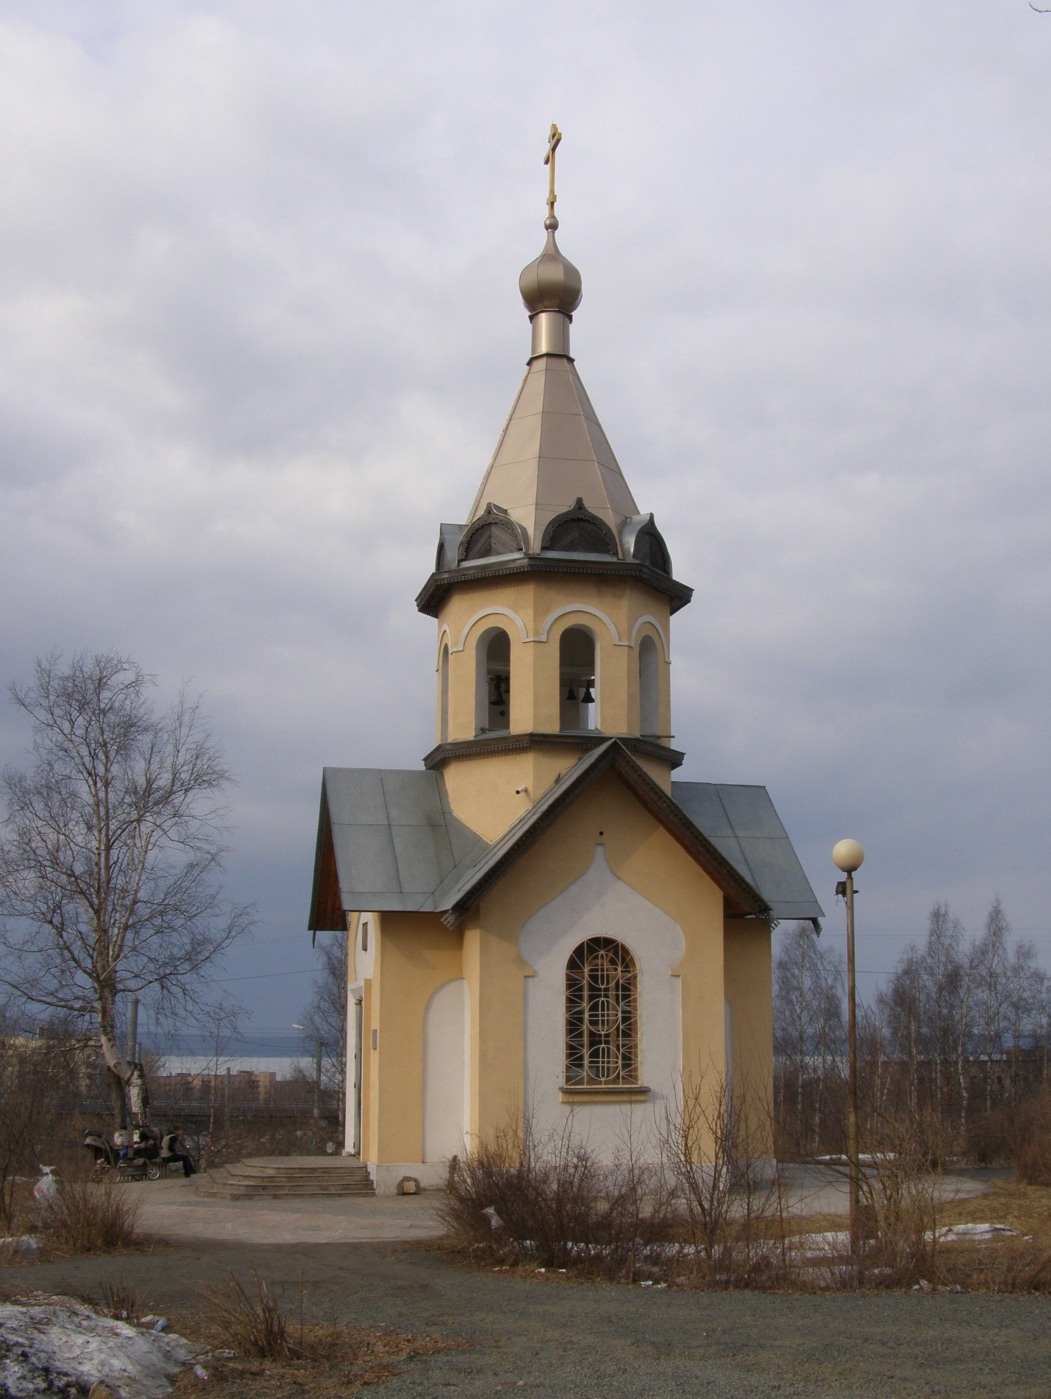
[539,604,623,646]
[434,624,453,669]
[629,615,671,662]
[453,605,529,653]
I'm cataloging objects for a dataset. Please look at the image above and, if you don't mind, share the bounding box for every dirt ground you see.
[4,1235,1051,1398]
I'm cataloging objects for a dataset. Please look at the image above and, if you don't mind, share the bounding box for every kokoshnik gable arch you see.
[308,130,822,1193]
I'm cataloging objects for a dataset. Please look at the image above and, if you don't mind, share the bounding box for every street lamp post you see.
[832,837,865,1260]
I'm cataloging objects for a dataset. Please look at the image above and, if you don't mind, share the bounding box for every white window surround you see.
[628,614,671,662]
[539,604,622,646]
[519,845,684,1158]
[452,606,529,653]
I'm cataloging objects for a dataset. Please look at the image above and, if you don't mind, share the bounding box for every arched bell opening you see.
[559,626,597,733]
[638,634,659,739]
[475,627,511,735]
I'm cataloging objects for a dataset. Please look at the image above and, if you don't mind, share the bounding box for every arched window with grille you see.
[564,937,639,1087]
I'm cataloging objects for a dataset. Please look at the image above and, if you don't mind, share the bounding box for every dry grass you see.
[175,1276,464,1398]
[930,1181,1051,1292]
[937,1179,1051,1242]
[172,1321,460,1398]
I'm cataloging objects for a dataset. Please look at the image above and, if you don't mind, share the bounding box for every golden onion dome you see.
[518,215,582,317]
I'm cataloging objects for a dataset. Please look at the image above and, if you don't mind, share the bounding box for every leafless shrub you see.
[1004,1087,1051,1185]
[94,1280,141,1320]
[443,1082,1050,1294]
[658,1071,790,1287]
[440,1111,678,1281]
[40,1179,141,1253]
[202,1271,300,1361]
[848,1107,956,1284]
[0,1016,88,1230]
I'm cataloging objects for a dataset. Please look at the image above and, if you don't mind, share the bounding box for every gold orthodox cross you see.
[544,123,562,219]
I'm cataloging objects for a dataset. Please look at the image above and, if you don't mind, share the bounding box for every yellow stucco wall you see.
[353,772,774,1171]
[359,910,463,1167]
[434,573,673,775]
[460,770,733,1150]
[723,917,775,1158]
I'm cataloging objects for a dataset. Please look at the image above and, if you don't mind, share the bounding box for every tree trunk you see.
[98,1019,149,1127]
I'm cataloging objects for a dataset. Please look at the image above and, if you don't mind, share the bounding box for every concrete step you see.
[193,1155,375,1200]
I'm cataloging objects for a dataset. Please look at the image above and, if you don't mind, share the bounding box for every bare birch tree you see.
[773,922,845,1155]
[971,897,1011,1112]
[298,933,348,1134]
[0,651,252,1126]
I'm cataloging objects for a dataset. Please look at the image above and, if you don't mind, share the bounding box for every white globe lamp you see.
[832,838,865,875]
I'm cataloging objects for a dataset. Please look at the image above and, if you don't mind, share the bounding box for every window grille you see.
[564,937,638,1086]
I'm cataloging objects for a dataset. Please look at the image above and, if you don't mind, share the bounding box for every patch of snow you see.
[0,1295,195,1399]
[931,1222,1020,1242]
[0,1236,41,1256]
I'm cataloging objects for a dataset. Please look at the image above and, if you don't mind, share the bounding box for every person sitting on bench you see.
[160,1126,196,1177]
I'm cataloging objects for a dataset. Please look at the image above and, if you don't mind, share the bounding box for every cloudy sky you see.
[2,0,1049,1042]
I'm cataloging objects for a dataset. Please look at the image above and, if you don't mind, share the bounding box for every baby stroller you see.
[81,1125,164,1181]
[82,1126,117,1180]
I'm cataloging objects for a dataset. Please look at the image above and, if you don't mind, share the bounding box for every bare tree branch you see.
[0,650,254,1126]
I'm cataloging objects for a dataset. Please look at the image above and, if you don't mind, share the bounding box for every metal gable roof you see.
[309,768,487,925]
[671,781,824,923]
[309,748,822,931]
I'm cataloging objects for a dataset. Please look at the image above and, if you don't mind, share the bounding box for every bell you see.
[581,683,595,705]
[491,676,505,705]
[565,683,577,702]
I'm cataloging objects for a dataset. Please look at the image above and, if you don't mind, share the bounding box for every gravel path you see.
[4,1238,1050,1398]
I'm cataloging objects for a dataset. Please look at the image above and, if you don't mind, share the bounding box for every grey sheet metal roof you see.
[310,747,822,930]
[672,781,824,923]
[315,768,487,917]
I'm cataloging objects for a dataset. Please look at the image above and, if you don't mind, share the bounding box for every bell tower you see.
[417,128,692,840]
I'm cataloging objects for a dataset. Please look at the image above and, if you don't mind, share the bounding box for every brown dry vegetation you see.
[162,1275,465,1399]
[169,1317,462,1399]
[440,1101,1051,1294]
[937,1179,1051,1239]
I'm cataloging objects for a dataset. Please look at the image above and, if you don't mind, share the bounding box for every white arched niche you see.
[518,845,684,1160]
[423,978,468,1163]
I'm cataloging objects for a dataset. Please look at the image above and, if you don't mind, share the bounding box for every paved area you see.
[132,1173,447,1244]
[127,1162,995,1246]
